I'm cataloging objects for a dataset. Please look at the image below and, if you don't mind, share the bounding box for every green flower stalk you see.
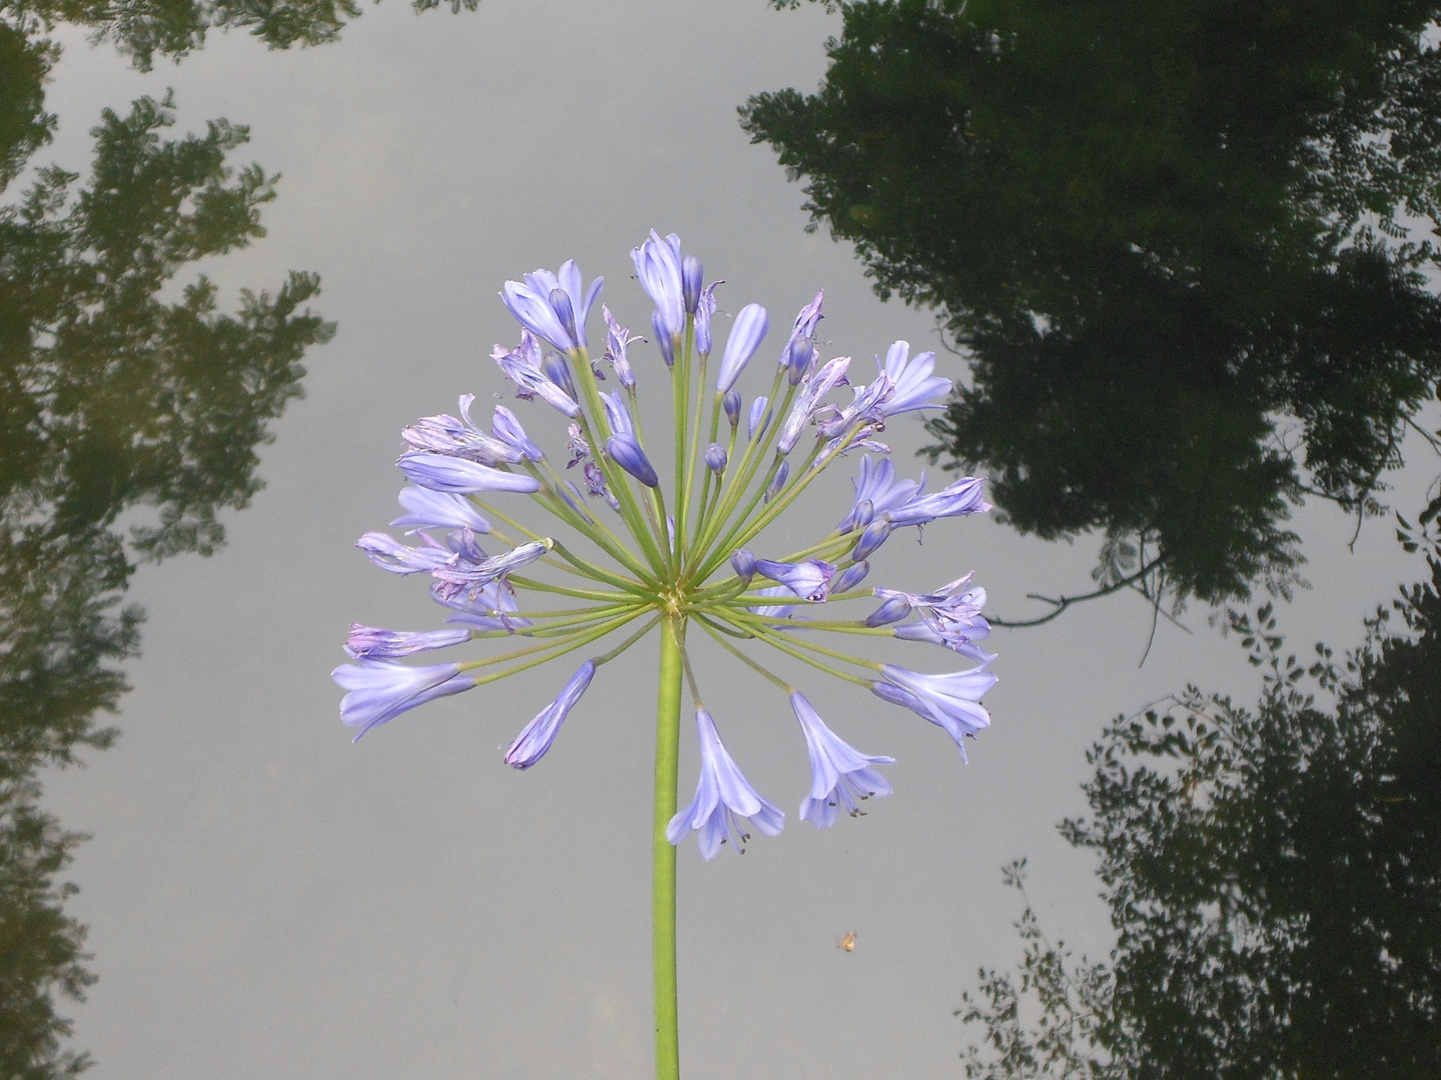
[334,231,997,1080]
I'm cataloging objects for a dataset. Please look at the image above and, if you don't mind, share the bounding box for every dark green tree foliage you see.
[744,0,1441,606]
[960,517,1441,1079]
[0,88,333,1076]
[4,0,476,72]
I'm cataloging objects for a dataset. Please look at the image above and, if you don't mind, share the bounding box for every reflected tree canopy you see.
[745,0,1441,608]
[958,514,1441,1079]
[0,29,332,1074]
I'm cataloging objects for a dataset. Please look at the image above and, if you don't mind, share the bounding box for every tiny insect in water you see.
[838,932,857,952]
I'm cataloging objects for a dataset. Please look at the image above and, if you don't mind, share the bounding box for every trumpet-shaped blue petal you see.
[500,261,601,351]
[397,453,541,495]
[490,405,544,462]
[504,660,596,769]
[747,395,770,439]
[872,663,997,758]
[839,456,922,532]
[667,709,784,859]
[716,303,769,393]
[887,476,990,528]
[877,341,953,415]
[390,486,492,534]
[878,574,993,661]
[777,356,850,455]
[790,692,894,828]
[333,659,474,741]
[632,230,686,338]
[755,558,836,602]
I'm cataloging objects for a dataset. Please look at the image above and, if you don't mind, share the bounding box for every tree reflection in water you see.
[748,2,1441,1074]
[745,0,1441,611]
[0,27,332,1073]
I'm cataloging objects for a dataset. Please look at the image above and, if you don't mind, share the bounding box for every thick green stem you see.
[653,616,685,1080]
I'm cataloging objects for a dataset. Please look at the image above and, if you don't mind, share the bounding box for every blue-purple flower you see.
[493,331,582,417]
[790,692,894,828]
[432,579,531,632]
[755,558,836,602]
[402,395,525,465]
[877,341,953,416]
[397,452,542,495]
[500,260,603,352]
[667,709,785,859]
[717,303,768,393]
[491,405,545,462]
[887,476,991,528]
[357,532,455,575]
[602,306,640,389]
[872,664,997,758]
[333,659,475,741]
[390,486,493,534]
[345,625,472,660]
[431,539,550,601]
[504,660,596,769]
[839,456,922,532]
[606,433,659,488]
[632,231,686,339]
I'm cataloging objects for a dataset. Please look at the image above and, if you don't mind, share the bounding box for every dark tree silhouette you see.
[745,0,1441,611]
[0,86,333,1078]
[959,506,1441,1079]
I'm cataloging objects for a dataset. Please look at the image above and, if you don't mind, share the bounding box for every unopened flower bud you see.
[731,548,757,582]
[543,352,576,399]
[786,335,815,386]
[704,444,728,475]
[723,390,742,428]
[852,519,892,562]
[682,256,703,315]
[606,434,660,488]
[765,461,789,503]
[834,561,870,594]
[866,596,912,627]
[748,395,770,439]
[851,499,874,531]
[549,287,579,347]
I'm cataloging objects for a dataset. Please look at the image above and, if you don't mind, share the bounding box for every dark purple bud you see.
[786,335,814,386]
[682,255,703,315]
[722,390,742,428]
[765,461,789,503]
[549,287,580,347]
[834,561,870,594]
[730,548,756,582]
[852,520,892,562]
[652,311,674,367]
[866,596,912,627]
[704,443,728,475]
[851,499,875,531]
[606,434,659,488]
[543,352,576,399]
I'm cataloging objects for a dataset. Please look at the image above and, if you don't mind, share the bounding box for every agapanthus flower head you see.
[341,231,998,881]
[667,709,785,859]
[791,692,894,828]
